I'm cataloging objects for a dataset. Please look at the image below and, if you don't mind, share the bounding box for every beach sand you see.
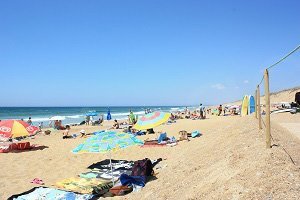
[1,88,300,199]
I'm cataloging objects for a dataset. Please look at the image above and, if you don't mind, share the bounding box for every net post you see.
[255,90,258,119]
[264,69,271,148]
[257,85,262,130]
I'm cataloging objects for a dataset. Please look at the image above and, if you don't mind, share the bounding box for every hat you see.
[80,130,85,134]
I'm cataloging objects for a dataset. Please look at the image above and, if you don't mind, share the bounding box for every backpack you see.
[295,92,300,105]
[131,158,153,177]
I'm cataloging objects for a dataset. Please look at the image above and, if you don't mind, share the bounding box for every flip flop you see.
[31,178,44,185]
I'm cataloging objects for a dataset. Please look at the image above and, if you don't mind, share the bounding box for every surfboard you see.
[271,108,295,114]
[248,95,256,115]
[241,95,249,116]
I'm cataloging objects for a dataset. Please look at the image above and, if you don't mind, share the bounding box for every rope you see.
[258,75,264,86]
[267,44,300,70]
[256,44,300,86]
[270,134,296,165]
[261,118,266,128]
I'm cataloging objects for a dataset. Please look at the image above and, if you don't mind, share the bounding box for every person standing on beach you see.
[27,117,32,125]
[85,115,90,125]
[199,104,205,119]
[48,120,53,128]
[218,105,222,116]
[38,122,43,130]
[129,110,135,124]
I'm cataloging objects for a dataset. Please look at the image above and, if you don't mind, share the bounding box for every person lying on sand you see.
[79,129,93,138]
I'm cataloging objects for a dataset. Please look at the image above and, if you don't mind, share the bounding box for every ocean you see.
[0,106,196,126]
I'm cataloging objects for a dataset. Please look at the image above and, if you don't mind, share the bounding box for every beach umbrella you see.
[0,120,39,138]
[133,111,171,130]
[72,131,143,184]
[85,112,98,117]
[49,116,66,121]
[229,105,240,110]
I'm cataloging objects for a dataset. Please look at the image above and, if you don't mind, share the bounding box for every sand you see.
[1,88,300,199]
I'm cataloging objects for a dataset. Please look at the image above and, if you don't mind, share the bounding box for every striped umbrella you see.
[0,120,39,138]
[133,111,171,130]
[72,131,143,185]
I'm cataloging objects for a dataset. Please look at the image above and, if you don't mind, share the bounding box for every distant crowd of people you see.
[85,115,104,126]
[12,104,243,141]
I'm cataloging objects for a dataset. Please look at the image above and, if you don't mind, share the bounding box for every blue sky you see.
[0,0,299,106]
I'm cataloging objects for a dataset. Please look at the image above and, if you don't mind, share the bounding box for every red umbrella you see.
[0,120,39,138]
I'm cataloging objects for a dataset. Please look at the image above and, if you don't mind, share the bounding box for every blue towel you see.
[135,131,146,136]
[120,174,145,187]
[158,132,167,143]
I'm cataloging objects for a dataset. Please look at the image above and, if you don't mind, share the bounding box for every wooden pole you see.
[264,69,271,148]
[255,90,258,119]
[257,85,262,130]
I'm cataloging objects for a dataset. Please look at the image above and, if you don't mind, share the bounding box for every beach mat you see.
[0,142,46,153]
[141,140,167,148]
[8,186,96,200]
[55,177,113,195]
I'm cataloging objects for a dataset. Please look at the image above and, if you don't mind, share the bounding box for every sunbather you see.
[62,125,72,139]
[109,119,120,129]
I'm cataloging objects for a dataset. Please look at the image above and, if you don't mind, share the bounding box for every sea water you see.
[0,106,197,126]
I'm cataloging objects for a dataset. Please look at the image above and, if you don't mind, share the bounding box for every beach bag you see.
[179,130,188,141]
[295,92,300,105]
[131,158,153,177]
[109,185,133,196]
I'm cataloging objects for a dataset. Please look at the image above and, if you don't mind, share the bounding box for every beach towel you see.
[0,142,43,153]
[135,131,146,136]
[80,168,131,180]
[88,159,134,170]
[55,177,112,195]
[157,132,167,143]
[109,185,133,196]
[8,187,96,200]
[141,140,167,147]
[120,174,146,187]
[72,132,143,154]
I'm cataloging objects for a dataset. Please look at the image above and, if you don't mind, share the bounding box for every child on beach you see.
[110,119,120,129]
[62,125,72,139]
[27,117,32,125]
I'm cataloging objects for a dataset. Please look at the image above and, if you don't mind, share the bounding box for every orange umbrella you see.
[0,120,38,138]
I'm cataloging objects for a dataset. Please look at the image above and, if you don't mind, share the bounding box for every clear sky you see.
[0,0,299,106]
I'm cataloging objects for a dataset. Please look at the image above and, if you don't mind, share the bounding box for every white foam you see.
[31,117,51,122]
[112,111,145,116]
[66,115,83,119]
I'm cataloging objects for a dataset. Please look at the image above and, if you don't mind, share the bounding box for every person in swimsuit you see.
[62,125,72,139]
